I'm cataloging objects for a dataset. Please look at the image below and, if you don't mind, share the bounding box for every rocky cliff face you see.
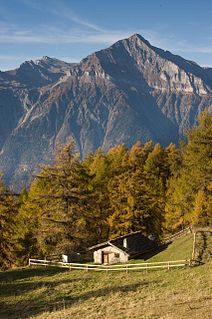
[0,34,211,187]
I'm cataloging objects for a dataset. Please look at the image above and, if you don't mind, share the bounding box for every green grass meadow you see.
[0,234,211,319]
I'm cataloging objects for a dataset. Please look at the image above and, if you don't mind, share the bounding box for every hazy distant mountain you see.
[0,34,211,187]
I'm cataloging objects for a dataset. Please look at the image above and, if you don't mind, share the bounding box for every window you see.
[114,253,120,258]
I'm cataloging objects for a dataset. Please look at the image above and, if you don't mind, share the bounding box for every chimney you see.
[123,238,127,248]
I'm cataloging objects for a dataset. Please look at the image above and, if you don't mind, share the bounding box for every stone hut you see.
[89,231,157,264]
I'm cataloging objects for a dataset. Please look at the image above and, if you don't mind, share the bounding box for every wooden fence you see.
[163,227,191,244]
[28,258,191,272]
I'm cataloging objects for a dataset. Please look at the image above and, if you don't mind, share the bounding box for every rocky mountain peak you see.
[41,55,51,61]
[80,34,210,95]
[4,56,72,88]
[127,33,152,46]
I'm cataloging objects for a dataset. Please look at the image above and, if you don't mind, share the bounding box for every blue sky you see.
[0,0,211,70]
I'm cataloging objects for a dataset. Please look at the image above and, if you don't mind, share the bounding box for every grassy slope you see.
[0,235,211,319]
[147,234,194,262]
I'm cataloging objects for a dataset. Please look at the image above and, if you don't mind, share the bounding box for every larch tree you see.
[165,111,212,231]
[21,138,94,257]
[0,174,20,269]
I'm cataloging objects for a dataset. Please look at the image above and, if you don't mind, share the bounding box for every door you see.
[102,251,109,264]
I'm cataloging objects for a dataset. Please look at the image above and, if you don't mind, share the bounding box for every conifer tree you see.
[108,143,165,238]
[21,138,94,256]
[165,111,212,230]
[84,148,111,243]
[0,174,19,269]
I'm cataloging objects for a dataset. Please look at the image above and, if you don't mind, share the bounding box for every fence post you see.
[168,261,170,270]
[126,265,128,274]
[192,232,196,260]
[28,259,31,267]
[145,264,148,274]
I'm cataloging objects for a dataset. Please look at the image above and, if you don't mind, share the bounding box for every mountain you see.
[0,34,211,187]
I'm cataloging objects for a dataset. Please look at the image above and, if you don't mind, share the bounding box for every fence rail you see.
[163,227,191,243]
[28,258,191,272]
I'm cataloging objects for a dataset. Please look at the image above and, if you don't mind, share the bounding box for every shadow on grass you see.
[0,268,155,319]
[132,243,170,261]
[0,275,82,298]
[0,266,68,282]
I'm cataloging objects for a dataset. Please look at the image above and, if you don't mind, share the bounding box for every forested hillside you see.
[0,111,211,270]
[0,34,211,187]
